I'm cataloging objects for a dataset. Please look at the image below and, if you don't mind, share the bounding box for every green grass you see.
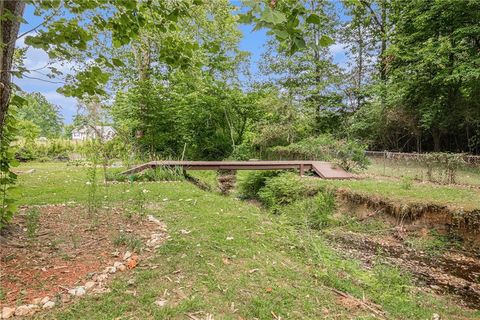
[9,162,479,319]
[366,157,480,186]
[310,177,480,210]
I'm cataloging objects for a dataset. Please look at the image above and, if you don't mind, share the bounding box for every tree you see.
[260,0,342,135]
[387,0,480,152]
[17,92,63,138]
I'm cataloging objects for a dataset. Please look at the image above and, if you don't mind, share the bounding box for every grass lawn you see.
[310,177,480,211]
[8,162,480,319]
[366,157,480,187]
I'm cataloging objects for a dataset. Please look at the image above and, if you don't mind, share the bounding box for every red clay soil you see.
[0,205,159,307]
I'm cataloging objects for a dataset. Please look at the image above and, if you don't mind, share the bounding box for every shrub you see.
[266,134,369,172]
[237,170,282,200]
[257,172,320,210]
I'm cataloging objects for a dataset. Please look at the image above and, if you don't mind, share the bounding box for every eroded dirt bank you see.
[331,189,480,309]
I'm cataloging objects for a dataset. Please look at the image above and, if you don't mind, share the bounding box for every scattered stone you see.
[226,236,234,240]
[92,287,111,294]
[75,287,86,296]
[127,278,136,286]
[61,294,71,303]
[154,299,168,307]
[117,264,127,272]
[1,307,15,319]
[15,305,39,317]
[127,256,139,269]
[42,301,55,309]
[123,251,132,260]
[147,215,162,225]
[31,297,42,305]
[68,287,86,297]
[108,266,117,274]
[85,281,96,290]
[40,296,50,305]
[94,273,109,282]
[180,229,191,235]
[147,234,164,247]
[113,261,124,268]
[432,313,441,320]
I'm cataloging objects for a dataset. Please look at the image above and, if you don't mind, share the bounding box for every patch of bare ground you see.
[337,188,480,247]
[332,190,480,309]
[0,205,167,315]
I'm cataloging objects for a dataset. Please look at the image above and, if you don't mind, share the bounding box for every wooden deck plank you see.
[121,160,355,179]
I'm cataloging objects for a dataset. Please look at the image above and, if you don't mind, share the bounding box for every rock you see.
[61,294,71,303]
[31,297,42,305]
[108,266,117,274]
[42,301,55,309]
[1,307,15,319]
[92,287,111,294]
[154,299,168,307]
[15,305,39,317]
[40,296,50,305]
[127,278,136,286]
[113,261,123,268]
[75,287,86,296]
[147,234,164,247]
[94,273,108,282]
[432,313,441,320]
[117,264,127,272]
[68,288,77,296]
[147,215,162,225]
[123,251,132,260]
[85,281,96,290]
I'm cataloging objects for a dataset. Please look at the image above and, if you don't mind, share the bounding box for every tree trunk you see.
[0,0,26,133]
[432,128,441,152]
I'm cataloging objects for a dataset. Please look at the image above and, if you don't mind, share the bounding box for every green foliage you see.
[267,135,370,171]
[18,92,63,138]
[25,208,41,240]
[106,167,184,183]
[237,170,282,200]
[257,173,317,209]
[112,232,143,252]
[400,176,413,190]
[0,97,22,229]
[279,191,336,230]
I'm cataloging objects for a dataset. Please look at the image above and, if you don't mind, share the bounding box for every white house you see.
[72,126,116,141]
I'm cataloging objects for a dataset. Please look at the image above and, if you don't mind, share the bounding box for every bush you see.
[255,172,321,211]
[258,173,307,208]
[105,167,184,182]
[266,134,370,172]
[237,170,282,200]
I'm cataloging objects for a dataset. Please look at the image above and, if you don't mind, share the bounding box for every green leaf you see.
[273,29,289,40]
[319,35,335,47]
[293,36,306,49]
[10,95,27,107]
[112,58,125,67]
[261,8,287,25]
[306,14,321,25]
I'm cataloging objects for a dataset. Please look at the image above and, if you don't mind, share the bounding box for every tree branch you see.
[359,0,384,34]
[19,74,65,84]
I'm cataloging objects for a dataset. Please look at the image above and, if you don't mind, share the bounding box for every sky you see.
[15,3,348,124]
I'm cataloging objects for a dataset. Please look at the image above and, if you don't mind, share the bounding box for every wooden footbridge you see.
[122,160,354,179]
